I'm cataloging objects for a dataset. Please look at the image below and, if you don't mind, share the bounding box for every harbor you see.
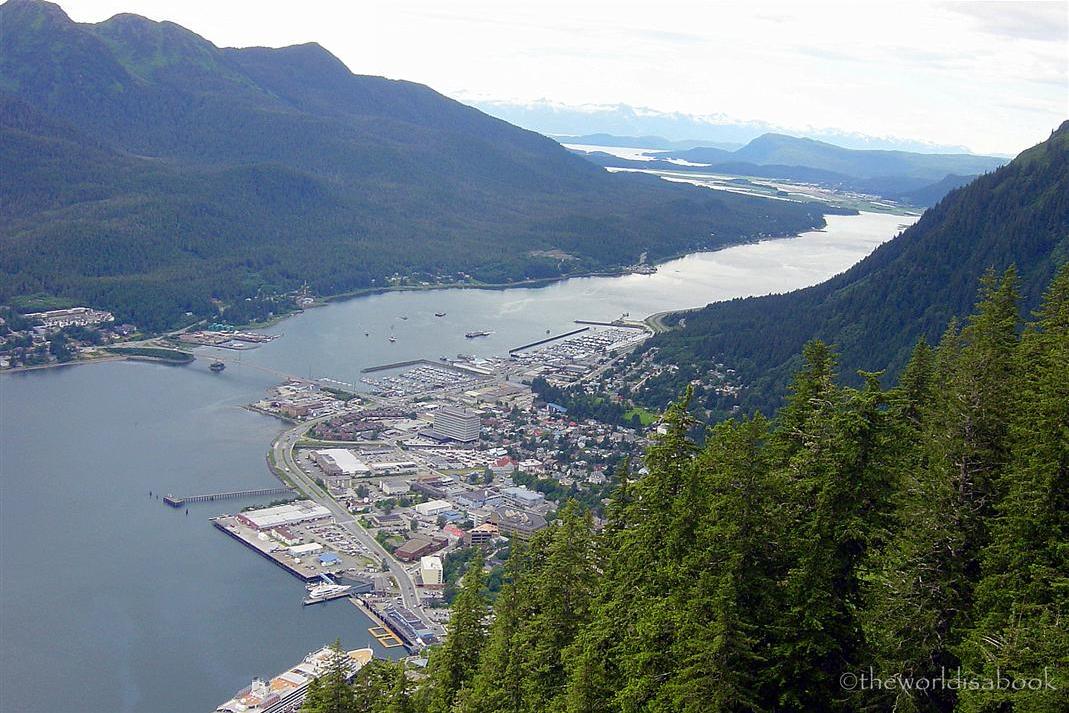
[0,211,917,713]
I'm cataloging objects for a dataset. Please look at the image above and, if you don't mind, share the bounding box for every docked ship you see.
[464,330,492,338]
[303,582,352,605]
[209,361,226,372]
[215,645,373,713]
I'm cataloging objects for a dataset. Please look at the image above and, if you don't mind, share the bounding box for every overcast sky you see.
[59,0,1068,155]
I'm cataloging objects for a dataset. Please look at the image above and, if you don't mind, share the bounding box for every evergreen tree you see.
[664,416,777,712]
[302,640,357,713]
[863,334,963,713]
[384,663,415,713]
[424,551,488,713]
[957,265,1069,712]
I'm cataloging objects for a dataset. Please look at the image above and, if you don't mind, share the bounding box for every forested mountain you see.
[304,266,1069,713]
[635,121,1069,417]
[569,132,1006,206]
[0,0,830,330]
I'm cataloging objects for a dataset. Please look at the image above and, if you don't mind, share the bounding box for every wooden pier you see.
[163,486,292,508]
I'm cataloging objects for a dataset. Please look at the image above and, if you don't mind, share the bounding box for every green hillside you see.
[636,121,1069,417]
[0,0,832,330]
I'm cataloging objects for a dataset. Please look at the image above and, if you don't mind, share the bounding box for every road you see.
[269,416,434,629]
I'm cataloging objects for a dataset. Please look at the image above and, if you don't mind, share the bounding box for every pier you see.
[163,486,291,508]
[508,327,589,354]
[361,358,431,374]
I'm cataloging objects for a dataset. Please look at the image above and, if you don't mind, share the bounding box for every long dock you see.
[163,486,291,508]
[361,358,430,374]
[508,327,589,354]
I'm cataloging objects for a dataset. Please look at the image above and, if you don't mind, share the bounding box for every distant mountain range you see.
[469,98,997,154]
[565,133,1007,207]
[0,0,831,330]
[638,121,1069,416]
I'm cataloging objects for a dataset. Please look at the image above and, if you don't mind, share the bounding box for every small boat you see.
[546,329,551,334]
[209,361,226,372]
[399,315,408,320]
[465,330,492,339]
[364,331,369,337]
[435,312,447,317]
[388,336,397,343]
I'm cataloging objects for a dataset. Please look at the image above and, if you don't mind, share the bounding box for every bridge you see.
[163,486,293,508]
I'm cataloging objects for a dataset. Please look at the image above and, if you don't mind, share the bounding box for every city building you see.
[379,479,412,496]
[433,406,480,442]
[237,501,332,531]
[518,459,544,473]
[503,486,545,509]
[466,522,500,545]
[394,535,446,562]
[490,456,517,475]
[313,449,372,477]
[454,488,502,510]
[487,507,547,540]
[414,499,453,517]
[288,543,323,558]
[420,556,444,588]
[26,306,114,329]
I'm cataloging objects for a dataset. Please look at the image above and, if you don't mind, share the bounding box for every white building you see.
[433,406,480,442]
[503,486,545,509]
[314,449,372,477]
[518,459,544,473]
[289,542,323,558]
[420,556,443,587]
[414,499,453,517]
[380,479,412,496]
[238,501,332,530]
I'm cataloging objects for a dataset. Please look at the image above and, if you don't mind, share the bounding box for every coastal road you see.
[269,418,432,627]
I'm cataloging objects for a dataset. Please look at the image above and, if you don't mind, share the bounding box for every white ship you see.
[303,582,351,605]
[215,646,373,713]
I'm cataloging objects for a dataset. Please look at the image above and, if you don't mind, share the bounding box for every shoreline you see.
[2,209,914,376]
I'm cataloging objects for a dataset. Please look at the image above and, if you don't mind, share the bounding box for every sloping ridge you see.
[0,0,830,330]
[646,121,1069,415]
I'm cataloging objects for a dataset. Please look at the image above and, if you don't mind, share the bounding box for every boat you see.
[465,330,492,338]
[215,645,373,713]
[364,331,369,337]
[399,315,408,320]
[209,361,226,372]
[434,312,447,317]
[303,582,352,605]
[388,336,397,343]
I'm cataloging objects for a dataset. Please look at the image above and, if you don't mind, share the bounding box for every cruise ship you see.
[215,646,373,713]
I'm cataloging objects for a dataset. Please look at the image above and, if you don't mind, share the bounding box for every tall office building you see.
[433,406,480,442]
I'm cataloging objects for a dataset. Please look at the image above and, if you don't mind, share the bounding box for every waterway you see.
[0,210,914,712]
